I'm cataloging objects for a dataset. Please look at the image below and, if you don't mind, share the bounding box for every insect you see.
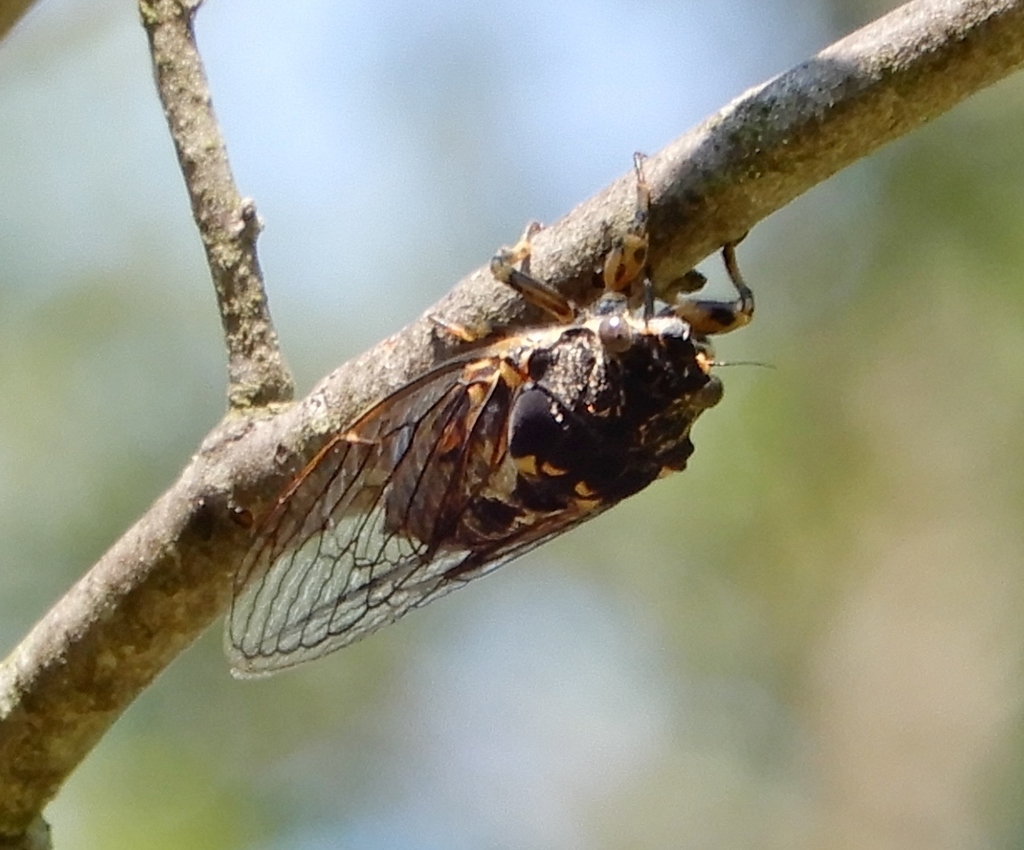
[227,154,754,677]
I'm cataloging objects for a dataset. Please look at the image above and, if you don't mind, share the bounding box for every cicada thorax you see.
[506,327,627,512]
[505,310,723,514]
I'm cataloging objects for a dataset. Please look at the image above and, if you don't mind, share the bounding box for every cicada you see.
[228,155,754,676]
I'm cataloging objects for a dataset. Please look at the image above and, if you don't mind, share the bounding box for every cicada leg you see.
[609,154,754,335]
[426,313,492,345]
[674,241,755,336]
[490,221,576,323]
[494,153,755,337]
[602,151,651,296]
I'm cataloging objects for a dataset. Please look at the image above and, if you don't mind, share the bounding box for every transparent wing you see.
[227,353,524,677]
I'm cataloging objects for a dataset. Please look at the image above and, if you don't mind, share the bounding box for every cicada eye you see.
[598,315,634,354]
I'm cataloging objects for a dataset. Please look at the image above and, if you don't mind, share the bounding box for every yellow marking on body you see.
[462,359,499,382]
[515,454,540,477]
[466,381,488,408]
[540,461,568,477]
[498,358,527,387]
[574,480,598,498]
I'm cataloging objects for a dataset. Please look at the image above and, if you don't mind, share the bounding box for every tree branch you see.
[1,0,1023,845]
[140,0,294,410]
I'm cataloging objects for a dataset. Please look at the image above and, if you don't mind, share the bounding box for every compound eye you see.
[598,315,633,354]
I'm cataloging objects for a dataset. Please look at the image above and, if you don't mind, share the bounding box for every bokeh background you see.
[3,0,1024,847]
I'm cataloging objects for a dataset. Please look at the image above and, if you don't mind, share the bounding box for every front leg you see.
[673,242,755,336]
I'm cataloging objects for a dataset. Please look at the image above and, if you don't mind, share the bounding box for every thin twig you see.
[140,0,294,409]
[0,0,37,43]
[1,0,1023,845]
